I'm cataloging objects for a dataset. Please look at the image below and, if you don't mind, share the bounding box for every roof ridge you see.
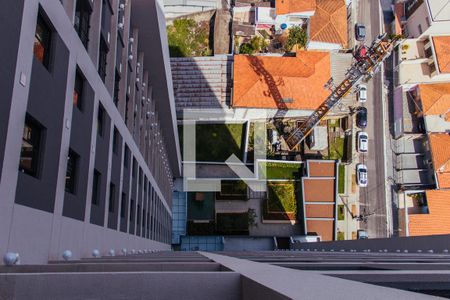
[309,5,328,40]
[424,85,446,114]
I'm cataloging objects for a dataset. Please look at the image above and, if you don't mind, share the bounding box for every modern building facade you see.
[0,0,181,264]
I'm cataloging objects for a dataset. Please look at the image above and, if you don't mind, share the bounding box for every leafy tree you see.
[239,42,255,55]
[284,25,308,52]
[167,18,211,57]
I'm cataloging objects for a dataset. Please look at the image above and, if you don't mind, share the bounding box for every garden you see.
[179,123,246,162]
[258,161,302,180]
[263,181,298,222]
[167,18,212,57]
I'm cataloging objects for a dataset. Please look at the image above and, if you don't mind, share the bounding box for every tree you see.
[166,18,211,57]
[239,42,255,55]
[284,25,308,52]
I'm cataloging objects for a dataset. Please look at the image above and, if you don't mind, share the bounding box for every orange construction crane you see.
[285,34,401,150]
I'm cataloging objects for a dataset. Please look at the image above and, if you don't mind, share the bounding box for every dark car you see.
[356,107,367,128]
[355,24,366,41]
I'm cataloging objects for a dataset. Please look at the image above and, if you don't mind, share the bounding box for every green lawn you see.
[258,162,302,180]
[179,123,246,162]
[338,164,345,194]
[338,204,345,221]
[326,137,345,160]
[267,182,297,214]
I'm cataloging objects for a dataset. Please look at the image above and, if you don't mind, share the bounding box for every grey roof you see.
[170,55,233,112]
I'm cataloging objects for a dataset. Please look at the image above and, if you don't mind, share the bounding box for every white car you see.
[358,85,367,102]
[357,131,368,153]
[356,164,368,187]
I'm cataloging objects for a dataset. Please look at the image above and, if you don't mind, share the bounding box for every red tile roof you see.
[432,36,450,73]
[309,0,348,48]
[429,133,450,189]
[276,0,316,15]
[232,52,330,109]
[308,160,335,177]
[306,219,334,241]
[418,83,450,117]
[408,190,450,236]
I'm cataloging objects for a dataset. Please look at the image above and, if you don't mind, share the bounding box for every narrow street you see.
[356,0,394,238]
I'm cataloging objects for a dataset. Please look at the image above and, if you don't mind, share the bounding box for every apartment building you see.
[0,0,181,264]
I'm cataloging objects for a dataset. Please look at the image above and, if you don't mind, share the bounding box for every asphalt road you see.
[356,0,389,238]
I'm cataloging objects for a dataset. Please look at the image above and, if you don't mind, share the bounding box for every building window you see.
[74,0,91,49]
[98,37,108,82]
[65,149,78,194]
[120,192,126,218]
[418,24,423,35]
[97,104,104,136]
[130,199,134,221]
[425,16,430,27]
[112,127,119,154]
[73,69,84,110]
[125,95,130,125]
[113,70,121,106]
[137,204,141,225]
[124,145,130,168]
[109,182,115,213]
[132,158,137,178]
[19,116,43,177]
[92,169,101,205]
[34,13,52,68]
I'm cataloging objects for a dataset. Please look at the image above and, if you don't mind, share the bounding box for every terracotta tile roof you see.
[418,83,450,117]
[408,190,450,236]
[232,52,330,109]
[309,0,348,48]
[394,3,405,35]
[305,203,334,218]
[276,0,316,15]
[308,161,335,177]
[306,219,334,241]
[303,178,335,202]
[432,36,450,73]
[429,133,450,189]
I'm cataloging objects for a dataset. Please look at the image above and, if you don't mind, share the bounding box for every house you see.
[232,51,331,117]
[428,133,450,189]
[400,0,450,39]
[254,0,348,50]
[395,35,450,88]
[399,190,450,236]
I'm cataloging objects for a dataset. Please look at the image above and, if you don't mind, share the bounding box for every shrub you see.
[284,26,308,51]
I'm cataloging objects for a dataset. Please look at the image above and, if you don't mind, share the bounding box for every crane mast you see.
[285,34,401,150]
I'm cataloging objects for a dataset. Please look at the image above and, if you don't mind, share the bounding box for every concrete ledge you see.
[0,272,240,300]
[201,252,433,299]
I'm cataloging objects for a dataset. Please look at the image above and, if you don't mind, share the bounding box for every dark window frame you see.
[98,36,109,82]
[97,104,105,137]
[74,0,91,49]
[120,192,126,218]
[92,169,101,205]
[73,68,85,110]
[65,149,79,194]
[109,182,115,213]
[34,11,53,69]
[19,115,44,178]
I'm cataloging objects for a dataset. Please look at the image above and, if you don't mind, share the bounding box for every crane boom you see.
[285,34,401,150]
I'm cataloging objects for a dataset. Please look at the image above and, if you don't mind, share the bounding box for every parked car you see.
[357,229,369,239]
[357,131,368,153]
[356,107,367,128]
[356,164,368,187]
[358,85,367,102]
[355,24,366,41]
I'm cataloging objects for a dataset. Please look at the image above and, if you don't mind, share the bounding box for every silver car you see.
[356,164,368,187]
